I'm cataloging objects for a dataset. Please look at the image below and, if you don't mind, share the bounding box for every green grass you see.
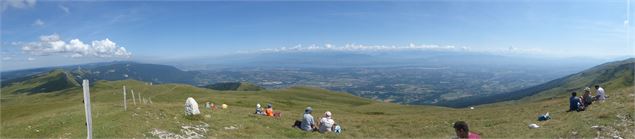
[1,79,633,138]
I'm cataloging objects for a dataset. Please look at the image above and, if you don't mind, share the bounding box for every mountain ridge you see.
[436,58,634,108]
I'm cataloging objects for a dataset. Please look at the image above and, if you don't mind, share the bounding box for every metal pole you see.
[138,92,141,105]
[123,86,127,111]
[131,89,136,105]
[82,80,93,139]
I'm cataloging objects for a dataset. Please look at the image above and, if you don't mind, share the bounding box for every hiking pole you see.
[82,79,93,139]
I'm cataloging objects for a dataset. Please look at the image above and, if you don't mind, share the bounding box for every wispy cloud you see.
[27,57,35,61]
[19,34,132,58]
[32,19,44,27]
[0,0,36,12]
[59,4,69,14]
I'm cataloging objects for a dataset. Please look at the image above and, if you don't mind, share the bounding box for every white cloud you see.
[1,0,36,12]
[32,19,44,26]
[27,57,35,61]
[20,34,132,58]
[2,57,12,61]
[59,4,69,14]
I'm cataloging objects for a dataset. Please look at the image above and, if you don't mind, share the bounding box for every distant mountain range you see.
[201,82,264,91]
[2,61,199,86]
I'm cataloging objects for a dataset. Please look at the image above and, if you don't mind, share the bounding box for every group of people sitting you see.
[254,103,276,117]
[205,101,229,110]
[293,107,341,133]
[254,104,340,133]
[568,85,606,112]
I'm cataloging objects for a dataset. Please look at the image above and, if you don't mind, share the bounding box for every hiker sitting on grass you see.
[255,103,264,115]
[594,85,606,102]
[567,92,583,112]
[318,111,336,133]
[453,121,481,139]
[265,103,274,117]
[300,107,317,131]
[581,87,593,107]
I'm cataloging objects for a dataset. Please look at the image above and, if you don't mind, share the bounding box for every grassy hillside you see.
[1,59,633,138]
[1,69,79,94]
[1,61,200,85]
[202,82,265,91]
[438,58,635,108]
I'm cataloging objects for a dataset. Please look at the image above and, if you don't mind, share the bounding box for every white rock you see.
[184,97,200,116]
[470,107,474,110]
[528,124,540,129]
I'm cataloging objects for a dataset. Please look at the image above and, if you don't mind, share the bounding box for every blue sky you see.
[1,0,633,71]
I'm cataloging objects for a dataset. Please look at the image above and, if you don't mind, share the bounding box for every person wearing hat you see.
[301,107,316,131]
[255,103,264,115]
[318,111,336,133]
[581,87,593,107]
[265,103,274,117]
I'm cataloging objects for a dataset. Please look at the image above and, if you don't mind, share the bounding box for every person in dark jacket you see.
[567,92,582,112]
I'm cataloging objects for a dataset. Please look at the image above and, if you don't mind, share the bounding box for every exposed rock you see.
[528,124,539,129]
[149,122,209,139]
[184,97,200,116]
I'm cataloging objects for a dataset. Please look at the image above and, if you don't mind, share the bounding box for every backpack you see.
[334,124,342,134]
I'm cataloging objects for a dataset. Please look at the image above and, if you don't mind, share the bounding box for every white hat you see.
[325,111,332,117]
[257,103,261,108]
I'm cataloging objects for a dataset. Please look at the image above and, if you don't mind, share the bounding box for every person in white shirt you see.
[319,111,336,133]
[594,85,606,101]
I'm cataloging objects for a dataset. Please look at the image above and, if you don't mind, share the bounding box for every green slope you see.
[1,69,80,95]
[202,82,265,91]
[438,58,634,107]
[1,59,633,138]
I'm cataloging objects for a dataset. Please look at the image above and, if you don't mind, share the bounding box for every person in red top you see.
[453,121,481,139]
[265,103,274,117]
